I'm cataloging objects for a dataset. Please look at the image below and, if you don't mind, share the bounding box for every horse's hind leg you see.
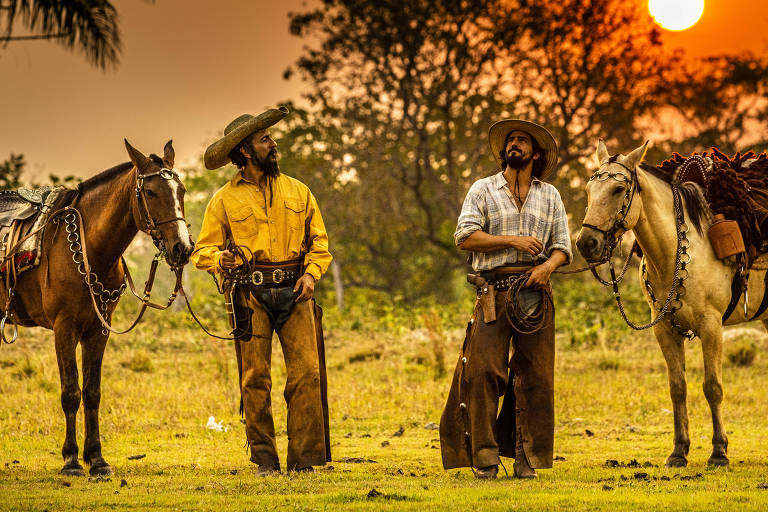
[82,327,112,476]
[699,315,728,466]
[54,325,84,476]
[654,321,690,467]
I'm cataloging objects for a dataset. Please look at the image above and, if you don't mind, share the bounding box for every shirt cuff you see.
[454,227,480,246]
[214,251,225,272]
[304,263,322,281]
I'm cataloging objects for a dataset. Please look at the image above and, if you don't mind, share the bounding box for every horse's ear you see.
[596,139,610,165]
[625,140,650,169]
[124,139,151,170]
[163,140,175,169]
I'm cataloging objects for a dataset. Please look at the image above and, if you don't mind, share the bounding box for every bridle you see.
[581,157,692,335]
[134,166,188,254]
[582,160,639,262]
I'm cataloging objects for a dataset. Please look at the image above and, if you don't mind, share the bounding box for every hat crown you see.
[224,114,254,136]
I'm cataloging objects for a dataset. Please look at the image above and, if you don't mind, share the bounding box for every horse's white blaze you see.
[167,178,191,247]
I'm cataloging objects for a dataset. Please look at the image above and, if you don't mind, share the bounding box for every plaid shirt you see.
[455,171,572,271]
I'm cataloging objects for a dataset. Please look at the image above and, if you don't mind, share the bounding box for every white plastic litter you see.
[206,416,228,432]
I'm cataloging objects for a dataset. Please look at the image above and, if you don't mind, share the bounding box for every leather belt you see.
[231,259,303,288]
[480,264,534,291]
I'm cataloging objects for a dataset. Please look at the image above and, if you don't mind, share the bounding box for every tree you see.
[283,0,768,301]
[0,153,24,189]
[0,0,127,70]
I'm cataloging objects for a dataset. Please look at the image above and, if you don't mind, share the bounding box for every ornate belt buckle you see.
[251,270,264,286]
[272,268,285,284]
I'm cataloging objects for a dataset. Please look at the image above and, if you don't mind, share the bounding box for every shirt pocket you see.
[284,199,306,230]
[228,206,260,239]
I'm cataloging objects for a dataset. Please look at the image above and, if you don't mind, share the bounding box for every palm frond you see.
[1,0,121,71]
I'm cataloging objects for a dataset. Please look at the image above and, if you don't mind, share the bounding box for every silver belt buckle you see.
[272,268,285,284]
[251,270,264,285]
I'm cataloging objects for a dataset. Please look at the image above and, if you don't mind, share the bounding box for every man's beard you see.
[253,148,280,177]
[505,151,532,170]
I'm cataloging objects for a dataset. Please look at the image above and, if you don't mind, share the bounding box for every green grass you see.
[2,287,768,510]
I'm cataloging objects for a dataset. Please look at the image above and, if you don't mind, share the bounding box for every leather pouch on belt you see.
[479,283,496,323]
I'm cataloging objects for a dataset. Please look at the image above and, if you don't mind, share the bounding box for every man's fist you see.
[293,274,316,302]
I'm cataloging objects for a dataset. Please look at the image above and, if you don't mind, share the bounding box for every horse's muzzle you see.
[168,240,194,267]
[576,226,607,263]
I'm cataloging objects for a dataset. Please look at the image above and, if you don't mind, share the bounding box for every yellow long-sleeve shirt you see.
[190,171,332,281]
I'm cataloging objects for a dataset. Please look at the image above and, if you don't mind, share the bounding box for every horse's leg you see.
[698,315,728,466]
[54,323,84,476]
[654,321,690,467]
[81,327,112,476]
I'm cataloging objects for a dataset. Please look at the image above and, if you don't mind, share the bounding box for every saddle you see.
[649,149,768,267]
[0,186,64,276]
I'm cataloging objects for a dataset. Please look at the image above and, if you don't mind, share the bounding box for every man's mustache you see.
[507,146,522,154]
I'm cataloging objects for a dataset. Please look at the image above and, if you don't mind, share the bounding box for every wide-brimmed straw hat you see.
[488,119,559,180]
[204,106,290,170]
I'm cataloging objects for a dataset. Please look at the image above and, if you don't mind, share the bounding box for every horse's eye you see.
[145,189,157,198]
[612,186,624,196]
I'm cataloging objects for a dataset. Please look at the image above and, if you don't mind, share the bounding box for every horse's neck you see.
[75,169,138,277]
[633,171,685,277]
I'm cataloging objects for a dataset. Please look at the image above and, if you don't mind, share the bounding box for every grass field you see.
[2,276,768,511]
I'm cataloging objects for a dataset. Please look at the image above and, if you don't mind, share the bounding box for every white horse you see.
[576,140,768,467]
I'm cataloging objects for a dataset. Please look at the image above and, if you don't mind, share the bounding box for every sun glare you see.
[648,0,704,31]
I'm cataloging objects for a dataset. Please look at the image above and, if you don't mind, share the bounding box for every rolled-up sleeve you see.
[545,190,572,264]
[454,181,487,246]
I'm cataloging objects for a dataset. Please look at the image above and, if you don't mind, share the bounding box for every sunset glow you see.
[648,0,704,31]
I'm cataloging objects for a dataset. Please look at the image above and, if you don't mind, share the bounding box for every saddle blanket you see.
[0,186,66,275]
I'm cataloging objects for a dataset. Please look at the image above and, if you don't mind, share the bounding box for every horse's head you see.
[124,140,195,268]
[576,139,649,262]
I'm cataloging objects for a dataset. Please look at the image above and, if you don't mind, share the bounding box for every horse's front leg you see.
[54,322,84,476]
[653,321,690,467]
[82,325,112,476]
[698,314,728,466]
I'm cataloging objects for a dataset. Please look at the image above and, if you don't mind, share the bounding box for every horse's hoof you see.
[61,464,86,477]
[89,462,113,477]
[665,456,688,468]
[707,455,729,467]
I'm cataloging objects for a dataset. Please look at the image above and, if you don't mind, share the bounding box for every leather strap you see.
[749,271,768,321]
[722,272,743,322]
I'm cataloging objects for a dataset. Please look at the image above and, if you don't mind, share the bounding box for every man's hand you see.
[525,261,554,288]
[218,250,242,270]
[293,273,315,302]
[510,236,544,256]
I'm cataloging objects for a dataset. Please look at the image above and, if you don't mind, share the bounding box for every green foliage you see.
[0,153,24,189]
[121,351,154,373]
[0,0,122,71]
[727,343,757,367]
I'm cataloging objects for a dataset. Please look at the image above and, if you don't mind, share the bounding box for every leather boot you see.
[475,465,498,479]
[513,410,537,479]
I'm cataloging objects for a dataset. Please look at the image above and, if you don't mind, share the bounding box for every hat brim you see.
[204,106,290,170]
[488,119,559,180]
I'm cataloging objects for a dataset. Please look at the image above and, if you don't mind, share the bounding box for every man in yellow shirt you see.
[191,106,332,475]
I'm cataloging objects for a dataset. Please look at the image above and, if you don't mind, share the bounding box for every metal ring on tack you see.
[1,315,18,344]
[69,242,81,253]
[67,232,79,243]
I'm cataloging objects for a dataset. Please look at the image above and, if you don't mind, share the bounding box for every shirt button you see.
[272,238,276,242]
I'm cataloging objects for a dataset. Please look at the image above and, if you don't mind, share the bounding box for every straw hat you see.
[488,119,559,180]
[204,106,290,170]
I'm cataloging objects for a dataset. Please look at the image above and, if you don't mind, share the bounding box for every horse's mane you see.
[641,149,768,252]
[638,161,708,237]
[55,154,165,208]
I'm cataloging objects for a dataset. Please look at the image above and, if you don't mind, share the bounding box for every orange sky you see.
[1,0,767,181]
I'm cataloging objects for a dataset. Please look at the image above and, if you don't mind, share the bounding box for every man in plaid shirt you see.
[440,119,572,479]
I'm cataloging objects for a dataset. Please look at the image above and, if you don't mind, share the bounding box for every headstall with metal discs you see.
[584,160,693,337]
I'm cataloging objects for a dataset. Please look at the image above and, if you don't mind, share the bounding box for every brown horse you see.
[0,140,194,476]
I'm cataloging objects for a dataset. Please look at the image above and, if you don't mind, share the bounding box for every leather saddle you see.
[0,187,54,227]
[0,186,56,266]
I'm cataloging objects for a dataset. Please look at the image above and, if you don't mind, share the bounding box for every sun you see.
[648,0,704,31]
